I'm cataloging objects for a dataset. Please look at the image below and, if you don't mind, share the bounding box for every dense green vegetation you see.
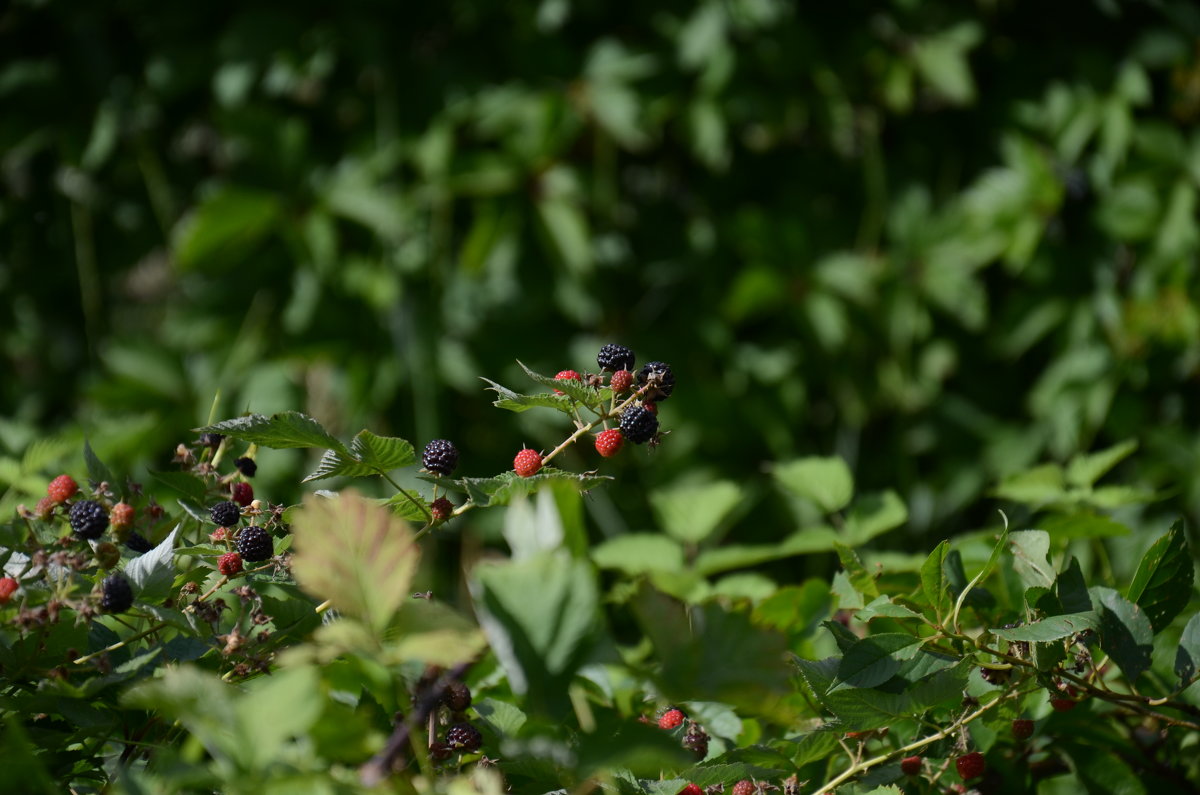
[2,1,1199,793]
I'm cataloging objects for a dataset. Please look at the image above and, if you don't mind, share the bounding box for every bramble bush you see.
[2,346,1198,795]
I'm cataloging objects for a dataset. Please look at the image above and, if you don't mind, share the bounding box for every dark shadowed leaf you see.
[1126,520,1194,632]
[1174,612,1200,685]
[1092,586,1154,682]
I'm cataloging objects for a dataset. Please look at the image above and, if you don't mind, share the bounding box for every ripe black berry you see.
[199,433,224,449]
[446,722,482,752]
[100,573,134,613]
[69,500,109,539]
[236,525,273,562]
[619,405,659,444]
[422,440,459,476]
[125,532,153,554]
[683,722,709,758]
[442,681,472,712]
[234,457,257,477]
[209,501,241,528]
[597,343,635,372]
[637,361,675,401]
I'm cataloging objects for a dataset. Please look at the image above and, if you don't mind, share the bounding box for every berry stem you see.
[315,598,333,614]
[73,620,170,664]
[380,473,432,522]
[541,387,648,467]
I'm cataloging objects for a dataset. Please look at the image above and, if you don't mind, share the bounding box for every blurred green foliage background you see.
[4,0,1200,548]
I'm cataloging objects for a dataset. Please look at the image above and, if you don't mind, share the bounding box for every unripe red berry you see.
[595,428,624,458]
[0,576,19,604]
[218,552,243,577]
[513,448,543,478]
[110,502,135,529]
[47,474,79,503]
[678,785,702,795]
[430,497,453,523]
[732,780,754,795]
[553,370,582,394]
[610,369,633,393]
[231,481,254,507]
[658,708,685,730]
[901,755,922,776]
[1012,718,1034,739]
[33,498,55,520]
[955,751,985,780]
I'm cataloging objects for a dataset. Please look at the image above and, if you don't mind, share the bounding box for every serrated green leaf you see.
[380,492,432,522]
[1066,440,1137,488]
[482,377,583,414]
[920,540,952,618]
[1008,529,1055,590]
[835,543,879,598]
[516,360,604,410]
[302,448,377,482]
[123,527,178,603]
[1092,586,1154,682]
[1174,612,1200,685]
[420,469,611,507]
[83,439,114,486]
[855,595,921,623]
[349,429,415,471]
[843,490,908,545]
[1126,519,1194,633]
[796,656,970,730]
[290,491,418,634]
[990,613,1098,642]
[148,469,210,503]
[832,634,925,691]
[592,534,685,575]
[650,479,743,544]
[197,411,346,453]
[772,456,854,513]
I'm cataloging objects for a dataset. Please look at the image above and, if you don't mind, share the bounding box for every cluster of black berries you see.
[599,344,674,446]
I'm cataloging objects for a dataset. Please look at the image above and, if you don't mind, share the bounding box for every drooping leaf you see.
[772,456,854,513]
[1126,519,1194,632]
[196,411,346,453]
[835,543,879,599]
[1092,586,1154,682]
[1065,440,1138,488]
[289,491,418,634]
[990,613,1098,642]
[920,540,952,617]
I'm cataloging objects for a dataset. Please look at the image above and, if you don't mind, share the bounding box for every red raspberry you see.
[231,481,254,507]
[110,502,135,528]
[0,576,18,604]
[732,781,754,795]
[209,527,229,543]
[218,552,243,577]
[1050,685,1080,711]
[678,785,702,795]
[901,755,922,776]
[430,497,453,523]
[513,449,543,478]
[553,369,582,394]
[33,498,55,520]
[47,474,78,504]
[610,369,633,393]
[955,751,985,780]
[595,429,624,458]
[657,708,685,730]
[1012,718,1034,739]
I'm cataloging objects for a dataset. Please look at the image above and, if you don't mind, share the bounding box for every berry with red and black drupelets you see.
[637,361,675,401]
[513,448,543,477]
[610,369,633,394]
[553,370,583,394]
[218,552,243,577]
[231,481,254,507]
[598,344,636,373]
[236,526,273,562]
[683,721,709,758]
[732,780,755,795]
[620,405,659,444]
[1012,718,1034,740]
[234,456,257,477]
[956,751,986,780]
[422,440,459,476]
[0,577,19,604]
[100,573,134,613]
[430,497,454,523]
[441,681,472,712]
[47,474,79,504]
[658,708,685,730]
[110,502,135,529]
[595,428,624,458]
[901,756,923,776]
[124,532,153,554]
[429,741,452,762]
[446,722,483,752]
[210,501,241,528]
[70,500,109,539]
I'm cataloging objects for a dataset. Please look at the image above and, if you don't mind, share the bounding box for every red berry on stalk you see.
[218,552,243,577]
[595,429,624,458]
[513,448,543,478]
[33,498,55,520]
[901,755,922,776]
[553,370,582,394]
[47,475,78,504]
[678,785,702,795]
[732,781,754,795]
[658,708,685,730]
[110,502,135,528]
[1012,718,1034,739]
[430,497,453,523]
[955,751,985,780]
[231,481,254,507]
[1050,698,1076,712]
[0,577,18,604]
[610,369,633,393]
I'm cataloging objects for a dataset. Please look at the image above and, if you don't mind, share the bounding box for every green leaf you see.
[835,543,879,599]
[472,552,599,717]
[920,540,952,617]
[855,595,921,623]
[482,377,577,414]
[993,463,1065,505]
[380,491,432,522]
[1041,512,1131,539]
[1174,612,1200,685]
[289,491,418,634]
[650,480,743,544]
[832,634,925,691]
[796,656,970,730]
[772,456,854,513]
[592,534,685,575]
[147,469,209,504]
[1055,558,1093,615]
[302,449,376,482]
[236,666,323,769]
[516,361,603,409]
[1008,530,1055,590]
[1092,586,1154,682]
[843,491,908,545]
[990,613,1098,642]
[123,526,178,603]
[694,539,823,577]
[382,600,486,667]
[197,411,346,453]
[122,666,242,766]
[831,571,866,610]
[1126,519,1194,633]
[174,188,281,271]
[83,439,114,486]
[1065,440,1137,488]
[423,469,611,508]
[348,430,415,471]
